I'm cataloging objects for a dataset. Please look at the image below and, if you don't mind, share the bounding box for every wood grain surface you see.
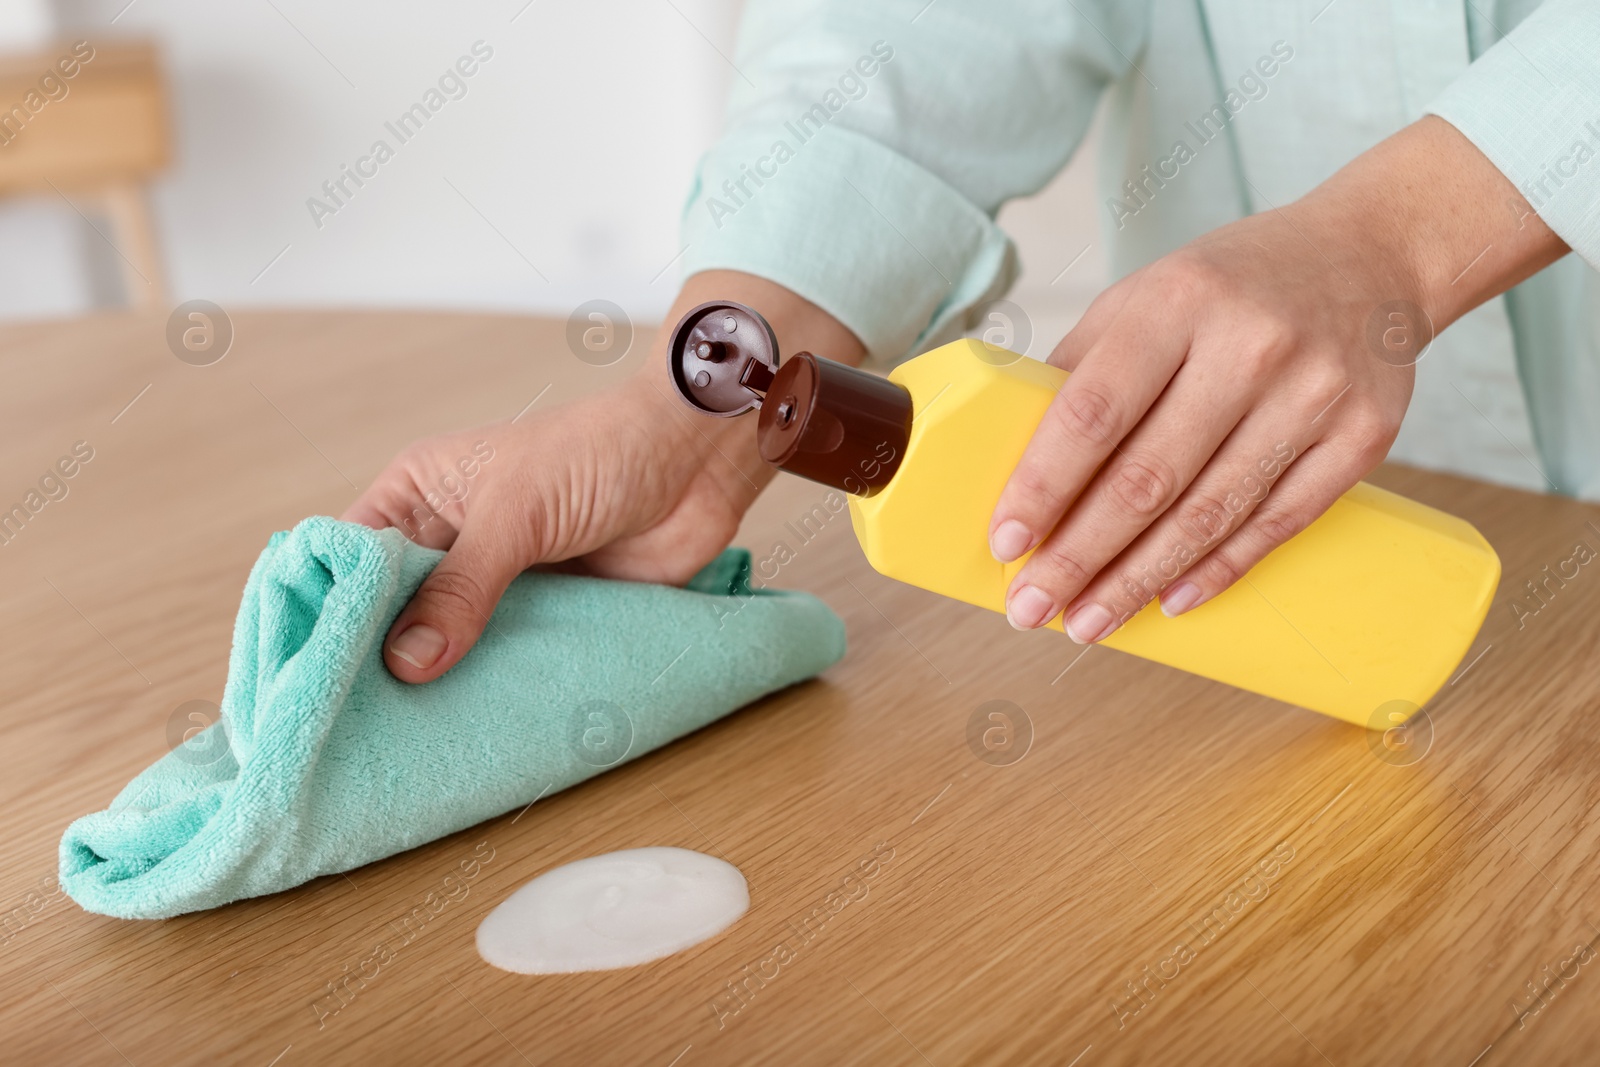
[2,310,1598,1066]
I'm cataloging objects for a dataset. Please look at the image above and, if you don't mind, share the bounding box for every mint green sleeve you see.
[1425,0,1600,264]
[678,0,1141,361]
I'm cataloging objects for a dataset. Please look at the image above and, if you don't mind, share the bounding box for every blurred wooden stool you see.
[0,40,171,309]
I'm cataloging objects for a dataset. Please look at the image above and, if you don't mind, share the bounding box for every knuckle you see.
[1236,327,1289,378]
[1150,253,1217,309]
[1251,312,1295,358]
[1195,547,1244,591]
[1176,492,1236,546]
[1105,562,1165,610]
[1344,401,1399,465]
[1029,545,1094,595]
[1107,454,1176,517]
[1007,463,1068,514]
[1220,307,1298,380]
[1249,503,1309,548]
[1305,365,1350,408]
[1050,384,1120,446]
[419,568,491,625]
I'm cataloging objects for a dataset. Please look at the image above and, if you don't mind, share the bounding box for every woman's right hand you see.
[345,271,865,684]
[342,379,766,682]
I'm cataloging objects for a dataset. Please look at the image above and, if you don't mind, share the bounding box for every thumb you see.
[383,521,526,683]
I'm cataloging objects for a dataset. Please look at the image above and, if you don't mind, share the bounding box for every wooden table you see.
[3,311,1598,1066]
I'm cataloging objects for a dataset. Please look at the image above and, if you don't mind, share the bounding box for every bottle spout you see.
[667,300,913,496]
[667,301,782,417]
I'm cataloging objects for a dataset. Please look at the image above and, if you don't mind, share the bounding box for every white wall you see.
[4,0,1107,342]
[4,0,739,322]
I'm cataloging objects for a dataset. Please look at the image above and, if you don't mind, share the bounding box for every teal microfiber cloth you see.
[59,517,845,919]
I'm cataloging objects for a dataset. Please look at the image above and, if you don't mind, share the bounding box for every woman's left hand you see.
[988,115,1567,642]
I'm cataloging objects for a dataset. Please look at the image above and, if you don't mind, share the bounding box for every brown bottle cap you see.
[665,299,912,496]
[667,301,780,417]
[756,354,911,496]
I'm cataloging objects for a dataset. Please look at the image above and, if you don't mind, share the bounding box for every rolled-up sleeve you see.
[679,0,1139,361]
[1426,0,1600,267]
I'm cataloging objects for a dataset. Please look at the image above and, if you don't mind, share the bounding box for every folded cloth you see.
[60,517,845,919]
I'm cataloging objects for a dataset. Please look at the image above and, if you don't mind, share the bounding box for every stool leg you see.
[101,183,166,309]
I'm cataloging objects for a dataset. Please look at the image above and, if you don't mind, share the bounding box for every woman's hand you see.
[990,115,1568,642]
[344,380,767,682]
[347,270,864,683]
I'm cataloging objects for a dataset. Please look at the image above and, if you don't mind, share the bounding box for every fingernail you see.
[390,624,447,669]
[1161,581,1202,618]
[990,520,1034,563]
[1065,603,1116,644]
[1006,585,1056,630]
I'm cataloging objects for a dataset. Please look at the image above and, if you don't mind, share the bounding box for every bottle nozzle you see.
[667,302,781,417]
[667,300,912,496]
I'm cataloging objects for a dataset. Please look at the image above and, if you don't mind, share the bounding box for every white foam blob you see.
[476,847,749,974]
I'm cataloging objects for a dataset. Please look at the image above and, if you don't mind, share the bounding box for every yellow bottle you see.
[668,301,1500,728]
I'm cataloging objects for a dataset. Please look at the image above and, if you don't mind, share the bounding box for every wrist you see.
[1301,115,1567,332]
[616,365,773,509]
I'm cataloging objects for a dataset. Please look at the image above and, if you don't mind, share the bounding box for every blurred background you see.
[0,0,1106,350]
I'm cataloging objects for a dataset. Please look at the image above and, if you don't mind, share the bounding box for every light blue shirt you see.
[679,0,1600,499]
